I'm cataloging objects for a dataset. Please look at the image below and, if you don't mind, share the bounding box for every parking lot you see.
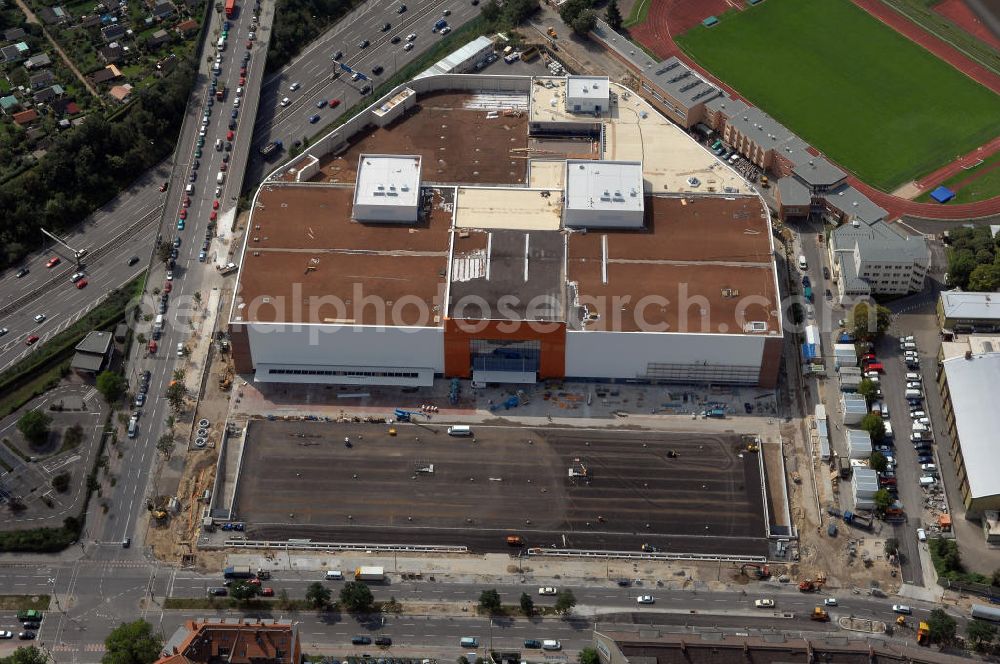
[233,421,770,556]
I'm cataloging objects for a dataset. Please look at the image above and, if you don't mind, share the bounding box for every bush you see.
[52,472,71,493]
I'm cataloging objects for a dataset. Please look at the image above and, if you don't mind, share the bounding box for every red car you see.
[164,281,172,293]
[148,340,158,353]
[329,99,341,108]
[212,200,220,210]
[226,130,234,141]
[248,578,261,586]
[239,76,246,86]
[865,362,885,373]
[246,40,252,48]
[179,209,187,219]
[220,163,227,172]
[261,587,274,597]
[46,256,61,268]
[860,353,876,363]
[75,279,88,289]
[210,211,217,221]
[159,182,168,192]
[240,66,247,76]
[25,335,39,346]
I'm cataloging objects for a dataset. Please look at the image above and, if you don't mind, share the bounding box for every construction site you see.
[225,420,772,556]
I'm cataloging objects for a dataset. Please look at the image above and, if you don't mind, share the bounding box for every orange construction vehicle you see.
[917,622,930,646]
[810,607,830,621]
[798,580,818,592]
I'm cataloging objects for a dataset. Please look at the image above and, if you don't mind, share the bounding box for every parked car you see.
[636,595,655,604]
[538,587,557,595]
[46,256,60,268]
[754,599,775,608]
[351,636,372,645]
[374,637,392,646]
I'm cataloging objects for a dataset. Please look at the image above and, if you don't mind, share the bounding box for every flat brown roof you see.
[311,91,530,185]
[568,195,779,334]
[234,184,452,326]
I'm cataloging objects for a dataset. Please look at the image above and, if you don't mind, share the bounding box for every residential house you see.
[182,0,201,10]
[12,109,39,126]
[157,620,300,664]
[174,18,198,36]
[33,84,64,104]
[146,28,171,49]
[155,53,177,74]
[151,0,176,18]
[24,52,51,69]
[99,42,124,64]
[79,14,101,28]
[0,94,20,114]
[89,66,120,85]
[38,5,69,24]
[1,41,30,63]
[3,27,27,41]
[29,70,55,90]
[51,98,80,116]
[829,219,930,304]
[101,23,127,42]
[109,83,132,102]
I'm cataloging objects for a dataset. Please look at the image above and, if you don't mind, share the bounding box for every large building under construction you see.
[229,75,784,388]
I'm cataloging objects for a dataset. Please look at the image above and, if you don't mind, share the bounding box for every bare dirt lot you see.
[234,421,769,556]
[313,91,530,185]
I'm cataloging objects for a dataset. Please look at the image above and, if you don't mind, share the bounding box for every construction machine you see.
[916,621,930,646]
[798,579,819,592]
[740,563,771,579]
[810,607,830,621]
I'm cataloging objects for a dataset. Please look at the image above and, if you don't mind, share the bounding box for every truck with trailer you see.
[843,510,873,529]
[223,565,253,579]
[16,610,42,621]
[224,0,236,17]
[354,566,385,582]
[971,604,1000,622]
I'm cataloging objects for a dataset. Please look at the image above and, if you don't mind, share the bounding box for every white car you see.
[0,631,12,639]
[906,382,922,390]
[289,81,301,91]
[913,417,930,425]
[824,598,838,606]
[236,86,244,97]
[166,271,173,280]
[538,587,557,596]
[754,599,775,608]
[70,271,85,282]
[280,97,291,107]
[901,335,915,343]
[636,595,655,604]
[34,314,45,323]
[0,327,7,336]
[406,33,416,41]
[403,42,414,51]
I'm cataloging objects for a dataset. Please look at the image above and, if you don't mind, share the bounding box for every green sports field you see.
[675,0,1000,191]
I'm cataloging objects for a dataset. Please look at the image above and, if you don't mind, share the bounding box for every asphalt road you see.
[0,562,967,661]
[244,0,483,183]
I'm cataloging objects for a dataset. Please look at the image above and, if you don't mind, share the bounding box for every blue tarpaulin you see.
[930,186,955,203]
[801,343,818,361]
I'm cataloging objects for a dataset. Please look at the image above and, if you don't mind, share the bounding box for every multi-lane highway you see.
[0,561,964,660]
[245,0,482,182]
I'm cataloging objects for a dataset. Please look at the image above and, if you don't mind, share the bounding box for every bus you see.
[971,604,1000,622]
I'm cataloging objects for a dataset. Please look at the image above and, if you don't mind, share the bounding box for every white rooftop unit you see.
[841,392,868,425]
[814,404,830,460]
[565,75,610,114]
[846,428,873,459]
[564,160,644,228]
[852,467,879,500]
[353,154,422,223]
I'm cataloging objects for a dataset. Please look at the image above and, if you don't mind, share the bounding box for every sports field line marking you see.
[625,0,649,28]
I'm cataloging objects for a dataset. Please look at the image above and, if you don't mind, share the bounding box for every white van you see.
[459,637,479,648]
[217,172,226,184]
[883,421,893,440]
[186,184,194,194]
[901,341,917,351]
[880,402,890,419]
[905,372,921,382]
[447,425,472,437]
[920,463,938,473]
[798,255,808,270]
[154,314,164,331]
[542,640,562,651]
[325,570,343,580]
[917,528,927,542]
[912,422,930,433]
[127,416,138,438]
[905,389,923,400]
[217,36,226,51]
[918,476,936,487]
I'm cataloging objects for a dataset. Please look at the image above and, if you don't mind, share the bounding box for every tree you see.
[968,263,1000,292]
[605,0,622,30]
[481,0,501,22]
[17,410,52,446]
[554,589,577,614]
[559,0,592,25]
[578,648,600,664]
[857,378,878,405]
[229,582,258,602]
[849,301,891,340]
[873,488,893,513]
[96,371,126,403]
[868,450,888,474]
[166,381,185,412]
[479,588,502,614]
[8,646,49,664]
[102,620,163,664]
[927,607,957,644]
[52,471,71,493]
[519,592,534,616]
[156,241,172,263]
[63,424,85,450]
[339,581,372,612]
[883,537,899,557]
[306,581,332,609]
[966,619,997,649]
[860,413,886,444]
[156,434,174,456]
[571,8,597,35]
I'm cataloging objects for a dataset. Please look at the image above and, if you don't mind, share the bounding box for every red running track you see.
[933,0,1000,51]
[629,0,1000,219]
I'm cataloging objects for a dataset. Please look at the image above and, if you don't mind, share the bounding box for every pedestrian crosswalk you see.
[50,643,107,653]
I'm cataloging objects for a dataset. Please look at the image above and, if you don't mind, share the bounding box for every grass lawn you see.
[0,595,50,611]
[917,151,1000,204]
[675,0,1000,191]
[623,0,652,29]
